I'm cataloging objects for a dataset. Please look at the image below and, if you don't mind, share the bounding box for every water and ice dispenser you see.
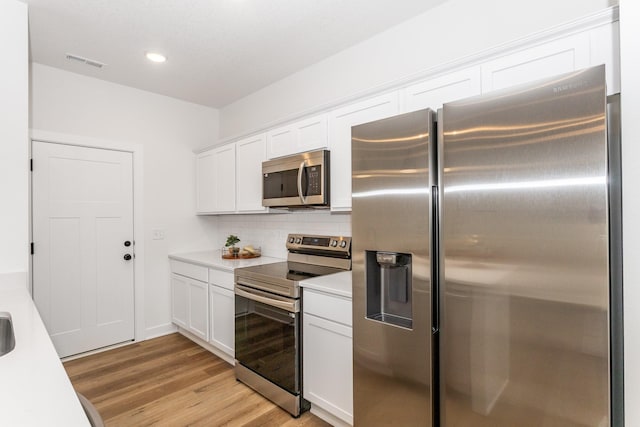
[366,251,413,329]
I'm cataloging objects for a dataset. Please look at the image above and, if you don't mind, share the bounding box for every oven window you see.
[235,295,299,394]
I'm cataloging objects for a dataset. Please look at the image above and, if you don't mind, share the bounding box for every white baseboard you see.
[176,327,235,366]
[144,323,177,340]
[310,404,353,427]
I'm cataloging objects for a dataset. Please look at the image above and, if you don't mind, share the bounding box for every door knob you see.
[124,254,132,261]
[124,240,132,247]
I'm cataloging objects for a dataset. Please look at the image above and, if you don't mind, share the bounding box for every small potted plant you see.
[225,234,241,256]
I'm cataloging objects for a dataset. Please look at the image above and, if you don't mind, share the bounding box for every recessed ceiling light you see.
[145,52,167,63]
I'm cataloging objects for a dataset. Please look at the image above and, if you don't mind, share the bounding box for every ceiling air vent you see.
[65,53,106,69]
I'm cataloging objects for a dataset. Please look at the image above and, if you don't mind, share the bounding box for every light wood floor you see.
[64,333,331,427]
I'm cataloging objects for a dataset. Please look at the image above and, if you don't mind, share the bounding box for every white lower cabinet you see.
[171,272,209,341]
[303,289,353,426]
[170,260,209,341]
[170,260,237,362]
[208,268,235,357]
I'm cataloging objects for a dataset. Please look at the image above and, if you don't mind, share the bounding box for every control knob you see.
[288,237,295,243]
[340,240,348,248]
[295,237,302,244]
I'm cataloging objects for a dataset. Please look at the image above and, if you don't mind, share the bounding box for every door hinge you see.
[30,159,33,171]
[30,242,34,255]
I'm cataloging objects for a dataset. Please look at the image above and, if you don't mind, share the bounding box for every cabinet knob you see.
[124,240,132,247]
[124,254,132,261]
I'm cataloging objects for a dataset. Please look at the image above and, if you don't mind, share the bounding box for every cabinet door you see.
[267,113,328,159]
[295,113,328,153]
[188,278,209,341]
[213,143,236,212]
[267,125,295,159]
[303,312,353,425]
[590,21,620,95]
[209,284,235,356]
[236,134,268,213]
[401,67,481,112]
[328,92,400,211]
[481,32,590,93]
[195,150,216,213]
[171,273,188,329]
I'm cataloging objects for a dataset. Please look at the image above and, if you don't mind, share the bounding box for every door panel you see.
[441,66,609,426]
[33,141,134,358]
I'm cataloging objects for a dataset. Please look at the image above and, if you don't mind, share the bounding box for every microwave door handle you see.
[297,160,308,204]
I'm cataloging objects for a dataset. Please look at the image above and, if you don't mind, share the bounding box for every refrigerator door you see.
[440,65,610,426]
[352,109,435,426]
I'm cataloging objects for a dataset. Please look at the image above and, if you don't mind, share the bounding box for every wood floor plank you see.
[64,333,331,427]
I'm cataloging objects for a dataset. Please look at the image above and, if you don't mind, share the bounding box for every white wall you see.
[620,0,639,424]
[220,0,613,138]
[30,63,220,337]
[0,0,29,287]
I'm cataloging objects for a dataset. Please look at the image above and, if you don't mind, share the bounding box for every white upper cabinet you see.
[213,143,237,213]
[236,134,268,213]
[196,150,216,213]
[481,32,591,93]
[482,23,619,95]
[328,92,400,212]
[197,134,267,215]
[590,22,620,95]
[196,143,236,214]
[267,113,328,159]
[401,67,482,112]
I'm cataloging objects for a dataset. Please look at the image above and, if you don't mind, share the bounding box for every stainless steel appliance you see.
[262,149,330,208]
[234,233,351,417]
[351,65,622,426]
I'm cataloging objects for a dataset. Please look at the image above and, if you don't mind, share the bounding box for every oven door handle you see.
[235,284,299,313]
[297,160,308,205]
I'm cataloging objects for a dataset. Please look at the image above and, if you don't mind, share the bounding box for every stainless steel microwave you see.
[262,149,330,208]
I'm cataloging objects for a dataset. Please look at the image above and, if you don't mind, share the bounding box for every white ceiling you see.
[20,0,447,108]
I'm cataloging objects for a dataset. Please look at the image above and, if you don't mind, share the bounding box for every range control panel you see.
[286,234,351,255]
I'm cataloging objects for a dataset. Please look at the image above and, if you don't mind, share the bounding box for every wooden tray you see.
[221,253,261,259]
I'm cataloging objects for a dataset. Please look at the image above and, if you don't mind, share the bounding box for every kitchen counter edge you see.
[300,271,352,299]
[0,282,90,426]
[169,250,284,272]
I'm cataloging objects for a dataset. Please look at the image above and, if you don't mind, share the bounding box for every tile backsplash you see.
[218,210,351,259]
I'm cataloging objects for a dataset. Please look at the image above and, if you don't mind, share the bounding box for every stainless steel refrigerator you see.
[351,65,622,426]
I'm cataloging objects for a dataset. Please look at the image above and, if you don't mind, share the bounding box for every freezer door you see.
[440,65,611,426]
[352,109,436,426]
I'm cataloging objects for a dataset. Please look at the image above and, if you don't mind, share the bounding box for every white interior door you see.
[32,141,135,358]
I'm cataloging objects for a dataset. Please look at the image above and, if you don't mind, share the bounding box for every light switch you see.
[152,229,165,240]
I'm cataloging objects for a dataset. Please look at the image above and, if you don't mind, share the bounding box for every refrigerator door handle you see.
[431,184,439,334]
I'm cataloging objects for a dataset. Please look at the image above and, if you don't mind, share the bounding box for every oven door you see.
[234,284,301,395]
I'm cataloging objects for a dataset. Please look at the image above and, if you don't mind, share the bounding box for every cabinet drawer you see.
[209,268,235,291]
[303,289,352,327]
[170,260,208,282]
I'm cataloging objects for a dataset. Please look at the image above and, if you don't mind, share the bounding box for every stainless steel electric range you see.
[234,234,351,417]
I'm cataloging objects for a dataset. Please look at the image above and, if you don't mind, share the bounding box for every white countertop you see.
[300,271,353,299]
[169,250,284,272]
[0,282,90,426]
